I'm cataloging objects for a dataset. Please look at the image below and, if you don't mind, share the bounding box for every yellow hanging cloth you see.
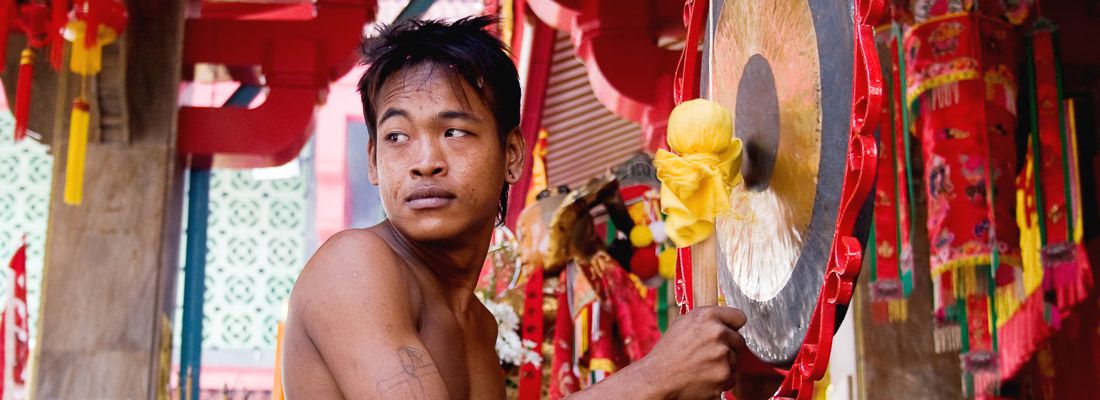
[654,99,743,247]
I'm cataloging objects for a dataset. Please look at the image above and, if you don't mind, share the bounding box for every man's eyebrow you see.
[437,110,482,122]
[379,108,409,125]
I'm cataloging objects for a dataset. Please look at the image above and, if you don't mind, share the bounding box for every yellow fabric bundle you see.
[654,99,743,247]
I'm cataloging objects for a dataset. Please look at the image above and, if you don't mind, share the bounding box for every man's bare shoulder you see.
[283,228,450,398]
[289,228,414,326]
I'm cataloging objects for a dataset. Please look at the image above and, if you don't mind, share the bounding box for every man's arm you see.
[570,306,747,400]
[283,230,449,399]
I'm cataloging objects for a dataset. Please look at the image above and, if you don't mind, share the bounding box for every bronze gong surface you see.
[708,0,854,365]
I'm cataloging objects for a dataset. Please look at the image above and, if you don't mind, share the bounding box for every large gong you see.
[705,0,865,366]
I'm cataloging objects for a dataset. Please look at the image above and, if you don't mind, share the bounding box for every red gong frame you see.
[672,0,885,398]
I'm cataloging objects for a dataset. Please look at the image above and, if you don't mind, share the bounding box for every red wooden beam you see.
[527,0,682,152]
[177,0,376,168]
[526,0,578,32]
[506,15,555,229]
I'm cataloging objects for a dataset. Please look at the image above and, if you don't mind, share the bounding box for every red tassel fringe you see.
[13,47,35,141]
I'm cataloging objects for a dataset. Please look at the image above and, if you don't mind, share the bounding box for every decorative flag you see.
[905,13,1022,396]
[548,281,579,400]
[548,255,659,399]
[516,268,544,400]
[983,19,1097,395]
[1025,20,1091,314]
[0,241,29,400]
[869,22,915,324]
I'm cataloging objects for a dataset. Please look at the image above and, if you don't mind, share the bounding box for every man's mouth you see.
[405,186,457,210]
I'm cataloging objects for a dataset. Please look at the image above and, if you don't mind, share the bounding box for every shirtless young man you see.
[283,17,747,399]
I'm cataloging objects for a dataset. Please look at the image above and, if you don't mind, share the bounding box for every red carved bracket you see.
[669,0,884,395]
[527,0,682,152]
[526,0,579,32]
[177,0,375,168]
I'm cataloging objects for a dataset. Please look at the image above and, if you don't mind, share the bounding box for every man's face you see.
[368,63,524,243]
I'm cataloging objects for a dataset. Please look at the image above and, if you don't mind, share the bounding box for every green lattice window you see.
[173,147,311,368]
[0,111,49,352]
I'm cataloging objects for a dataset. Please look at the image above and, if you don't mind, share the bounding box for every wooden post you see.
[31,1,186,398]
[852,193,962,399]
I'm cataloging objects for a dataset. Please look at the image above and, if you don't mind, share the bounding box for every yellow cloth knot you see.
[654,99,743,248]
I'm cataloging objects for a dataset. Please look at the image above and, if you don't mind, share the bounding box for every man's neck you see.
[378,220,492,313]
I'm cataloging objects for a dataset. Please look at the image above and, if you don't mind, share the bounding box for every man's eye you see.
[444,128,469,138]
[386,132,409,143]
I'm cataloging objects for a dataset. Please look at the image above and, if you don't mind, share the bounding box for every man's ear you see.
[504,128,526,184]
[368,137,379,185]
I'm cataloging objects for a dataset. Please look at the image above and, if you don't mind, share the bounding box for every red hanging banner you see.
[905,12,1022,396]
[1029,25,1091,309]
[870,25,915,323]
[516,268,544,400]
[0,242,29,399]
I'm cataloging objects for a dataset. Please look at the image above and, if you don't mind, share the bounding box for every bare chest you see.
[417,306,505,400]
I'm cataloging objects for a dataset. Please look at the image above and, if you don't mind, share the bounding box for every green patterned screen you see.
[0,111,49,352]
[0,108,311,372]
[174,144,312,368]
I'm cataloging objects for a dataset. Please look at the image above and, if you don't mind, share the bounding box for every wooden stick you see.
[693,235,737,400]
[692,235,719,307]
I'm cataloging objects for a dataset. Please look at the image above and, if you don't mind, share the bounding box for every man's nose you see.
[411,137,447,177]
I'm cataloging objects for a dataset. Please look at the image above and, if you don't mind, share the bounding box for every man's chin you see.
[392,213,494,243]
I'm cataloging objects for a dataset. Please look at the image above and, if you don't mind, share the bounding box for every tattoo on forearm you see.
[377,346,440,399]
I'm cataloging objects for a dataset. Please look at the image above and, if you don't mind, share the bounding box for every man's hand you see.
[642,306,747,399]
[570,306,747,400]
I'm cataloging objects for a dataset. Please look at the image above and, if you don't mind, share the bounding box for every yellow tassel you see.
[994,279,1025,328]
[64,99,90,205]
[61,18,119,206]
[888,299,908,322]
[1066,99,1085,245]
